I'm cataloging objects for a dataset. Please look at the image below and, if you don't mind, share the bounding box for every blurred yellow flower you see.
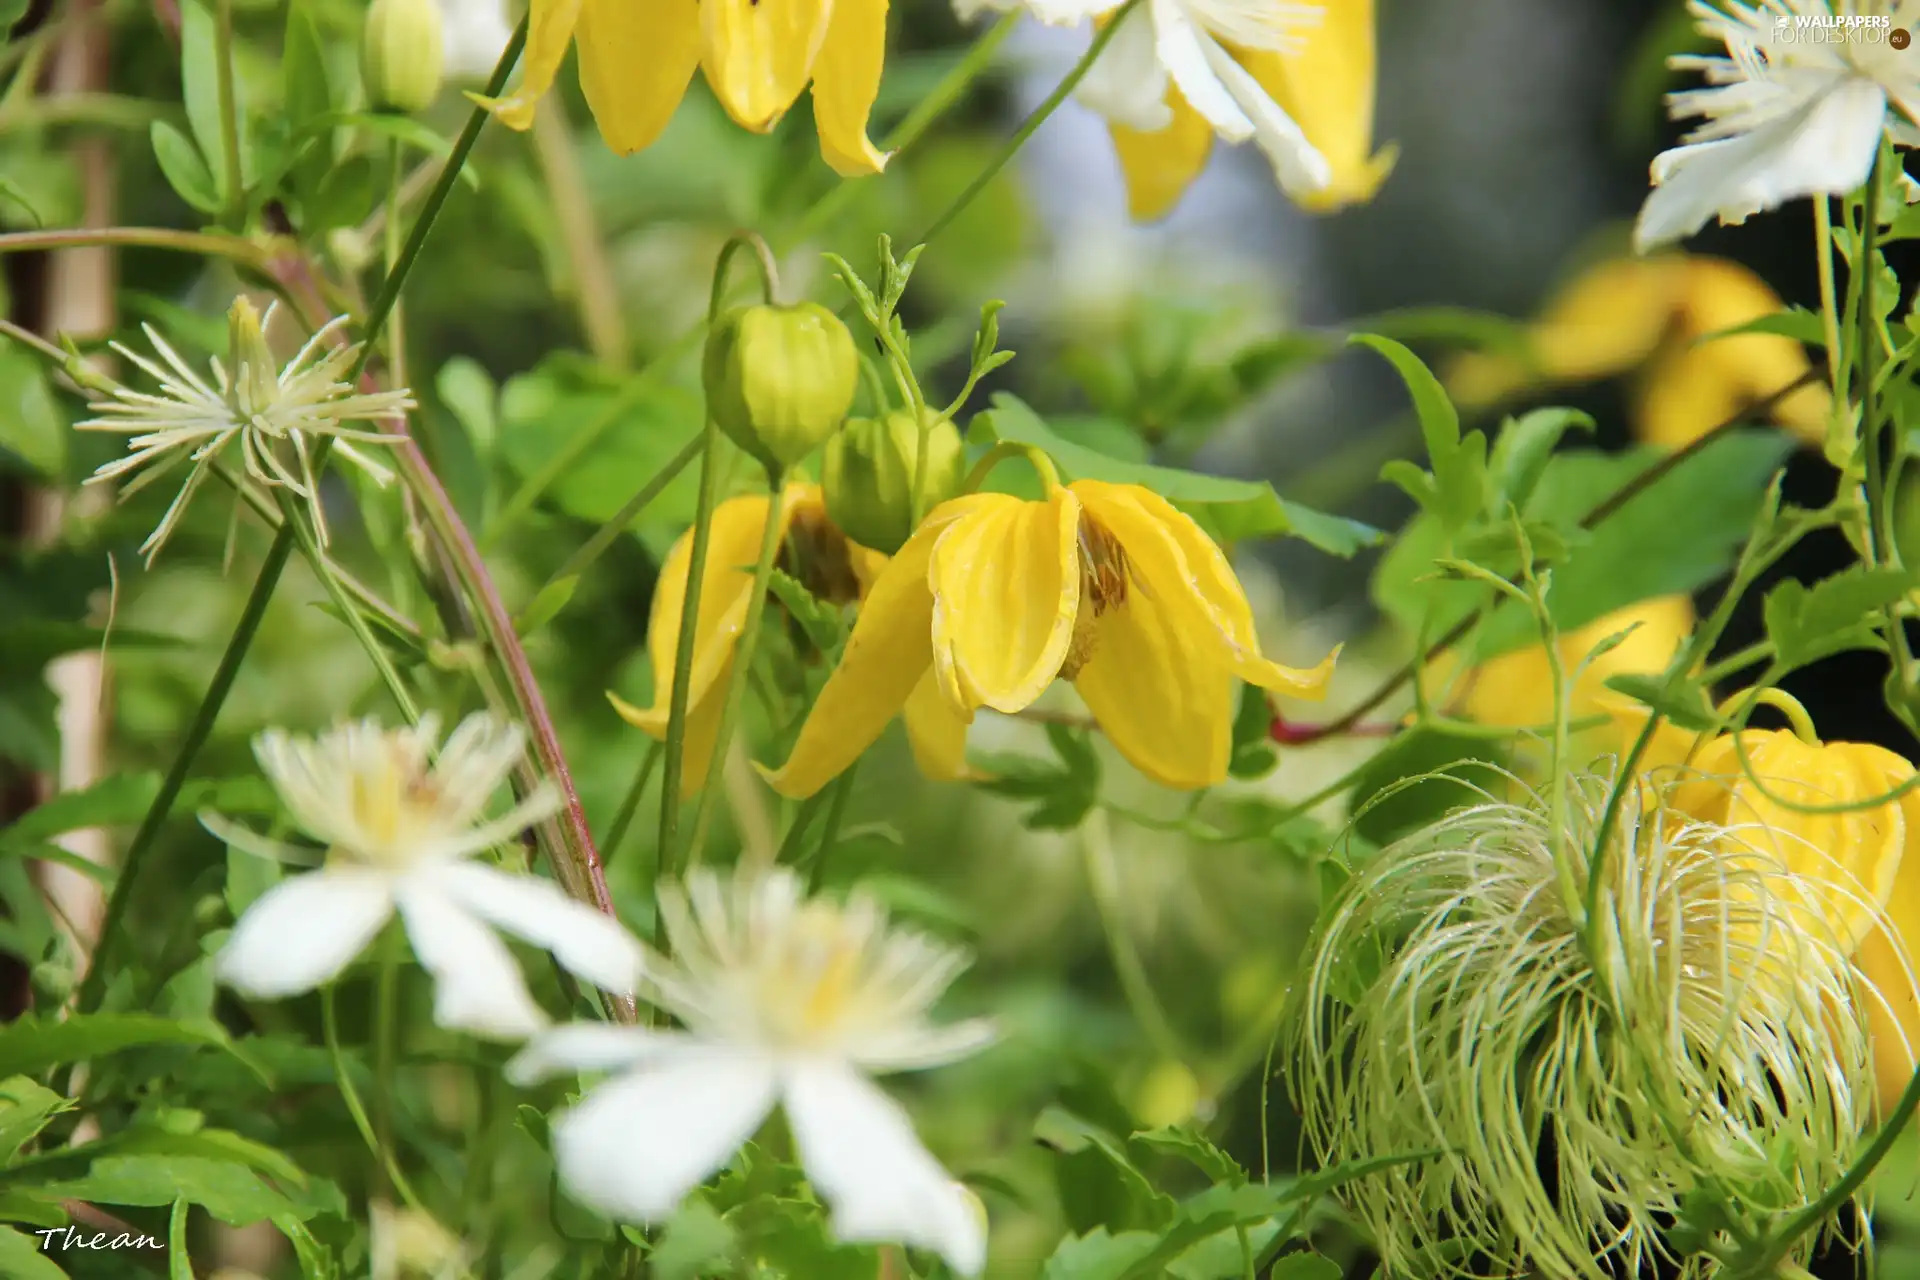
[1444,254,1830,451]
[1089,0,1394,220]
[481,0,888,174]
[1444,595,1695,751]
[764,478,1337,797]
[1661,724,1920,1115]
[612,484,965,796]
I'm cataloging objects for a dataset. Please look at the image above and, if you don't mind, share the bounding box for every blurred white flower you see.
[438,0,513,83]
[508,867,994,1275]
[1635,0,1920,251]
[208,713,642,1039]
[77,297,412,564]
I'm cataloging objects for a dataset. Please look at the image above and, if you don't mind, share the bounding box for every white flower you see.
[508,868,995,1276]
[438,0,514,82]
[77,297,413,564]
[960,0,1332,201]
[1634,0,1920,251]
[209,713,643,1039]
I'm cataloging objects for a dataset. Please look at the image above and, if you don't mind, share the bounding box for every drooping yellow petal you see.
[623,485,810,738]
[575,0,702,155]
[700,0,832,133]
[763,504,973,799]
[478,0,583,130]
[1668,731,1915,954]
[902,671,975,782]
[1071,481,1336,698]
[928,490,1081,715]
[1636,257,1829,450]
[1075,590,1235,790]
[1108,95,1215,223]
[809,0,890,176]
[1237,0,1396,214]
[607,657,730,797]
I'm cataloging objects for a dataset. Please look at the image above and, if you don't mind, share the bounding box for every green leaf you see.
[973,395,1381,555]
[0,346,66,479]
[1227,683,1276,780]
[1034,1107,1175,1234]
[517,576,579,636]
[765,569,846,654]
[436,356,499,459]
[1044,1228,1160,1280]
[0,1226,67,1280]
[1762,567,1913,670]
[0,774,159,850]
[1601,672,1718,733]
[151,119,220,216]
[1349,729,1506,847]
[281,5,330,129]
[0,1013,233,1078]
[1490,407,1594,512]
[5,1124,305,1190]
[1352,334,1488,534]
[178,0,247,204]
[974,723,1102,831]
[36,1155,293,1227]
[1267,1254,1342,1280]
[1130,1126,1245,1186]
[1346,306,1531,354]
[651,1199,738,1280]
[1695,307,1827,348]
[0,1077,71,1162]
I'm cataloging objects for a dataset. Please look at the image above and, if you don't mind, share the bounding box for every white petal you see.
[1634,75,1886,252]
[439,0,514,81]
[1149,0,1253,140]
[506,1023,693,1087]
[1199,30,1331,197]
[435,862,644,996]
[852,1018,1000,1074]
[783,1061,986,1277]
[396,883,548,1040]
[216,870,393,998]
[550,1049,778,1223]
[1075,5,1173,132]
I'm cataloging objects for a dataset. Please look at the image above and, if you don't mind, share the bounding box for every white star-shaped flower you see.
[208,713,642,1039]
[1635,0,1920,251]
[508,867,995,1275]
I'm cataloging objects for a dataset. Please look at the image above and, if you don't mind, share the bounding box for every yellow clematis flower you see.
[1100,0,1394,221]
[1660,725,1920,1115]
[763,478,1339,798]
[610,483,967,797]
[481,0,889,175]
[1444,595,1695,750]
[1444,253,1830,451]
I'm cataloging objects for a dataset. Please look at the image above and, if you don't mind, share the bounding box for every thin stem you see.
[531,96,629,370]
[601,740,661,867]
[0,226,271,267]
[213,0,243,224]
[321,982,429,1216]
[709,231,782,317]
[71,28,525,1015]
[913,0,1140,250]
[372,928,403,1199]
[515,433,702,633]
[685,475,788,870]
[276,488,420,721]
[777,788,830,869]
[1081,807,1184,1063]
[1814,196,1843,396]
[807,764,860,892]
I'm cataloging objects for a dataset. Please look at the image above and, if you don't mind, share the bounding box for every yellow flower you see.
[764,479,1337,798]
[1096,0,1394,221]
[1663,726,1920,1114]
[1445,595,1695,746]
[611,483,965,797]
[482,0,888,175]
[1444,253,1830,451]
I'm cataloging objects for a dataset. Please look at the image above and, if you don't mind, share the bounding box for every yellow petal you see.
[1107,95,1214,222]
[902,670,975,782]
[810,0,890,176]
[625,487,805,737]
[608,664,729,798]
[1454,595,1695,732]
[701,0,831,133]
[1075,592,1235,790]
[480,0,583,130]
[1070,481,1336,698]
[1528,255,1688,382]
[928,490,1081,714]
[1237,0,1395,213]
[763,504,972,799]
[1858,856,1920,1116]
[575,0,702,154]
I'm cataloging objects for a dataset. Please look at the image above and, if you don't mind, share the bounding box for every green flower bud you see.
[703,302,858,474]
[362,0,446,115]
[822,410,965,554]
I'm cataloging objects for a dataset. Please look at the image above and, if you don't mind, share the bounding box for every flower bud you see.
[362,0,447,115]
[822,410,965,554]
[703,302,858,474]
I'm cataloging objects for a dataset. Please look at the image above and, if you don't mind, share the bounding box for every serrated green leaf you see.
[652,1199,738,1280]
[1763,566,1912,670]
[0,1077,71,1162]
[765,569,845,654]
[1352,334,1488,534]
[1044,1228,1160,1280]
[1131,1126,1245,1186]
[1035,1107,1175,1232]
[972,395,1381,556]
[1601,672,1717,732]
[1491,407,1594,511]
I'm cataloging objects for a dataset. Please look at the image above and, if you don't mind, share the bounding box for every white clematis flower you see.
[438,0,514,83]
[209,713,642,1039]
[1635,0,1920,251]
[508,867,996,1276]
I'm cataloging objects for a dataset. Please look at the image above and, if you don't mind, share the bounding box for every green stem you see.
[276,488,420,722]
[1814,196,1843,398]
[1081,806,1184,1063]
[0,226,272,267]
[214,0,245,225]
[71,26,525,1015]
[685,475,788,870]
[515,434,702,633]
[600,740,662,866]
[321,982,429,1216]
[807,764,859,892]
[912,0,1140,250]
[372,928,403,1199]
[777,788,830,868]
